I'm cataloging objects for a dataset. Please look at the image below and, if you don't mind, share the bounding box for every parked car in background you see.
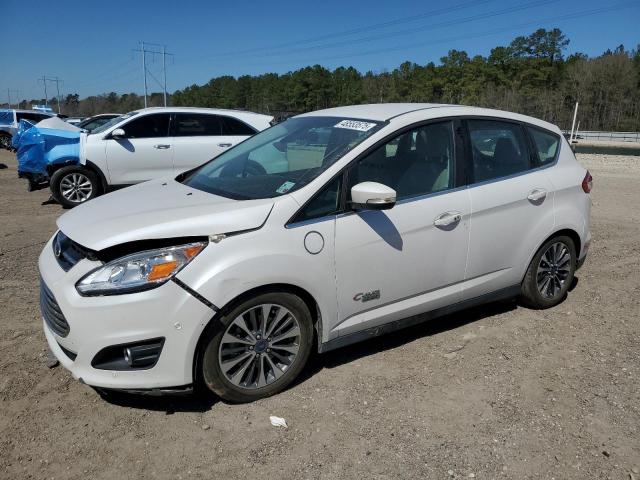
[48,107,273,207]
[75,113,121,132]
[0,109,54,149]
[64,117,85,126]
[40,103,591,402]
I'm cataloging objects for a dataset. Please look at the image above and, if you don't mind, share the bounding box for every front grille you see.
[53,231,95,272]
[40,280,70,337]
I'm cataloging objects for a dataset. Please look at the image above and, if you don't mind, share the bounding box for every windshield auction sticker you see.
[276,181,296,194]
[334,120,378,132]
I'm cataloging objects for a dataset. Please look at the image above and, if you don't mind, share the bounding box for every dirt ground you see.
[0,149,638,480]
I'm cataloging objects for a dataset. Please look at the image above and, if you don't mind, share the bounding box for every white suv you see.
[49,107,273,208]
[39,104,591,402]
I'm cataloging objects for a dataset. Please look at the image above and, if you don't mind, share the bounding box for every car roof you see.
[138,106,272,119]
[4,109,54,115]
[297,103,560,132]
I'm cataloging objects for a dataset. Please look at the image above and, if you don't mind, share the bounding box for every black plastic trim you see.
[172,277,219,311]
[91,337,165,371]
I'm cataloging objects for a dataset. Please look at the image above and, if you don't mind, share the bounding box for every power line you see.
[232,1,637,68]
[182,0,501,62]
[226,0,561,61]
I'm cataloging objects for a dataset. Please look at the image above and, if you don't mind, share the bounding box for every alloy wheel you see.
[60,172,93,203]
[536,242,571,298]
[218,304,301,390]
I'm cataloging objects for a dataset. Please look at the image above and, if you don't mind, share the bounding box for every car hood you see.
[57,179,274,251]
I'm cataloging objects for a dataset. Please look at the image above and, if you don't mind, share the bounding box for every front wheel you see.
[200,292,314,403]
[520,235,576,309]
[0,133,12,151]
[50,166,100,208]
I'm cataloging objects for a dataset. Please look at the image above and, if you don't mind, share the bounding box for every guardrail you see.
[562,131,640,142]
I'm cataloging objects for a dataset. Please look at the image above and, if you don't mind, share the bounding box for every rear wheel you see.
[50,166,100,208]
[520,235,576,309]
[200,292,313,403]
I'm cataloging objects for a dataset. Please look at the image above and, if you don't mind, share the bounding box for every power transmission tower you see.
[38,76,64,113]
[7,88,19,108]
[134,42,173,107]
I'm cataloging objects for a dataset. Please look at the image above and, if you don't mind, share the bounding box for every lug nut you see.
[249,346,254,350]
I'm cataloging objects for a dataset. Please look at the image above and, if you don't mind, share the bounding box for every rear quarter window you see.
[528,127,560,166]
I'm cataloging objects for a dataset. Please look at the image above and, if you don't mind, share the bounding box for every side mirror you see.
[350,182,396,211]
[111,128,125,139]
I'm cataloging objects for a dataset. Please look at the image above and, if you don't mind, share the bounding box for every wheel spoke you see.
[221,351,253,374]
[265,307,288,339]
[221,332,253,346]
[265,354,285,380]
[272,324,300,344]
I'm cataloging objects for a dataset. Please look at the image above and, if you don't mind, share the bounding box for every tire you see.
[520,235,576,309]
[0,133,12,151]
[200,292,314,403]
[50,166,101,208]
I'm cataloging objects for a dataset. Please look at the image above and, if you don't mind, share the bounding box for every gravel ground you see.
[0,150,638,479]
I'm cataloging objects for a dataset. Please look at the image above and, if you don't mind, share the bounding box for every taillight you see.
[582,171,593,193]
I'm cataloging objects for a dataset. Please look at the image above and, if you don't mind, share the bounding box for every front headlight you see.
[76,242,206,296]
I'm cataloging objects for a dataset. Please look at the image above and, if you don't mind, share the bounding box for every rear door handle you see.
[434,211,462,228]
[153,144,171,149]
[527,188,547,203]
[218,143,232,148]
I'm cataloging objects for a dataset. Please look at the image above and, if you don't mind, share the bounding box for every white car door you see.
[463,118,555,299]
[332,120,471,337]
[104,113,173,185]
[171,113,255,174]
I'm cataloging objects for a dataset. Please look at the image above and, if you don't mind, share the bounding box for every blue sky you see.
[2,0,639,101]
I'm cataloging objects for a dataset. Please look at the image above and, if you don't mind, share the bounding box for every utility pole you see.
[38,76,64,113]
[39,75,49,106]
[141,41,148,108]
[7,88,19,109]
[569,101,579,143]
[162,45,167,107]
[134,42,172,108]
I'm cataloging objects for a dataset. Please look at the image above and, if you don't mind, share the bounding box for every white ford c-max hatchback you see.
[39,104,592,402]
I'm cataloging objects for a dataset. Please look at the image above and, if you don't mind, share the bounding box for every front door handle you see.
[218,143,232,148]
[154,144,171,149]
[527,188,547,203]
[434,211,462,228]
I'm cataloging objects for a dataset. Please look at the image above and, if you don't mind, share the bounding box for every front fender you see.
[175,215,338,344]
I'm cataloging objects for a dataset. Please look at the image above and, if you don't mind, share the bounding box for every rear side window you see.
[174,113,223,136]
[121,114,171,138]
[528,127,560,166]
[17,112,49,123]
[221,116,256,136]
[467,119,531,183]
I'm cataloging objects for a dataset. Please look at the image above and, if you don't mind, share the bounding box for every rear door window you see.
[467,119,531,183]
[121,113,171,138]
[221,116,256,136]
[528,126,560,166]
[173,113,223,136]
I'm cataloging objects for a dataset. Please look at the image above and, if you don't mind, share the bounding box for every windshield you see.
[182,116,382,200]
[91,112,138,134]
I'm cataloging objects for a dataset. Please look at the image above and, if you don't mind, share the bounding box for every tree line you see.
[6,29,640,131]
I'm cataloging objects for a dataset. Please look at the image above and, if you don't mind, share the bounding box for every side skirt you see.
[318,285,520,353]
